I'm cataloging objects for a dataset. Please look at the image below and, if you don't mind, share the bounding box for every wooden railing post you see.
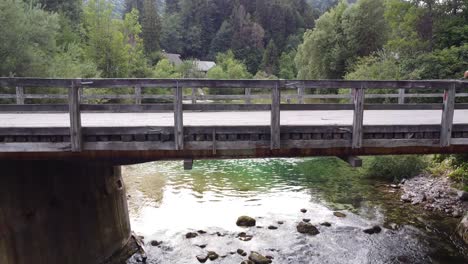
[191,88,197,104]
[245,88,251,104]
[15,86,24,105]
[134,84,142,104]
[174,82,184,150]
[271,82,281,149]
[352,86,365,149]
[440,83,456,147]
[69,79,82,152]
[297,87,304,104]
[398,88,405,104]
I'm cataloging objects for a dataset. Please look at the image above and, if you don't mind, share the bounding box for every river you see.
[123,158,467,264]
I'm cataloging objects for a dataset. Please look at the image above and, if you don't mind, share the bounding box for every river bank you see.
[123,158,468,263]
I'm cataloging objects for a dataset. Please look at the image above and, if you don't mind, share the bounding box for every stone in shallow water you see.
[300,208,307,213]
[208,251,219,261]
[249,251,272,264]
[150,240,161,246]
[296,222,320,235]
[456,212,468,244]
[320,222,332,227]
[241,260,255,264]
[268,225,278,230]
[196,254,208,263]
[363,225,382,234]
[236,216,256,227]
[333,212,346,218]
[302,218,311,223]
[186,232,198,239]
[277,221,284,225]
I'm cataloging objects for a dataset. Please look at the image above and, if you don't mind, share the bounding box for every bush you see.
[363,155,428,182]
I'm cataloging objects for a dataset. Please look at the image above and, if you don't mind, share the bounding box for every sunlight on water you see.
[123,158,467,264]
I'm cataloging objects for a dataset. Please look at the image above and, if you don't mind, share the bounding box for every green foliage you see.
[261,40,280,76]
[363,155,428,182]
[153,59,180,78]
[141,0,161,54]
[279,50,298,79]
[160,14,184,54]
[296,0,388,80]
[207,51,251,94]
[345,50,403,80]
[48,43,100,78]
[0,0,59,77]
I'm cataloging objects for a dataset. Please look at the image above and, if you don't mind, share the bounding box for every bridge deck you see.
[2,110,468,127]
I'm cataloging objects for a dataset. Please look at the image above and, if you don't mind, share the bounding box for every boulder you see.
[457,191,468,201]
[196,254,208,263]
[333,212,346,218]
[363,225,382,234]
[296,222,320,235]
[249,251,272,264]
[150,240,161,247]
[207,251,219,261]
[236,216,256,227]
[456,212,468,244]
[185,232,198,239]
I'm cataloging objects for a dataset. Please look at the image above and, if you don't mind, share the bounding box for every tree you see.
[207,50,252,94]
[295,0,388,79]
[160,14,184,54]
[141,0,161,55]
[165,0,180,13]
[37,0,82,21]
[279,50,297,79]
[261,40,280,75]
[153,59,181,78]
[0,0,59,77]
[209,21,233,59]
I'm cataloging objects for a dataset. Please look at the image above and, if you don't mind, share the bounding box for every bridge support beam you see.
[0,161,135,264]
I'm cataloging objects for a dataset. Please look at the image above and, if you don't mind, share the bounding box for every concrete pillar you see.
[0,161,132,264]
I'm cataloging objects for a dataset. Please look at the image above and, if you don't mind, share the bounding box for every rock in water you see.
[333,212,346,218]
[300,208,307,213]
[457,191,468,201]
[185,232,198,239]
[241,260,255,264]
[207,251,219,261]
[296,222,320,235]
[456,212,468,244]
[249,251,272,264]
[236,216,256,227]
[302,218,311,223]
[196,254,208,263]
[150,240,161,246]
[320,222,332,227]
[268,225,278,230]
[363,225,382,234]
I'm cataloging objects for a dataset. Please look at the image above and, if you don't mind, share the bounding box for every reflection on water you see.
[124,158,467,264]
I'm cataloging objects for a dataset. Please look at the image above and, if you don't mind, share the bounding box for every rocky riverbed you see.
[399,174,468,217]
[123,158,468,263]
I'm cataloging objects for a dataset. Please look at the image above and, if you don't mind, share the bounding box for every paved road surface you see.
[1,110,467,127]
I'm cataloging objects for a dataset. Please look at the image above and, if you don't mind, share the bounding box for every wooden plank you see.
[191,88,197,104]
[184,159,193,170]
[440,84,456,147]
[398,88,405,104]
[0,104,69,112]
[174,84,184,150]
[271,84,281,149]
[352,87,365,148]
[68,80,82,152]
[297,87,304,104]
[363,139,439,147]
[451,138,468,145]
[134,85,142,104]
[0,142,71,152]
[281,104,354,111]
[2,78,466,90]
[16,86,24,104]
[245,88,251,104]
[365,104,443,110]
[80,104,173,112]
[339,156,362,167]
[84,141,175,151]
[184,104,270,111]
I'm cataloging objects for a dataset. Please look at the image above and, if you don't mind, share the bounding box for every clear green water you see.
[124,158,467,264]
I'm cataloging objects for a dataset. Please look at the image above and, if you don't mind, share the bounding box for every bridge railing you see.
[0,78,467,152]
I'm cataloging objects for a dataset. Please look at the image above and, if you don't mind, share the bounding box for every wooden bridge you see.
[1,77,468,264]
[1,78,468,163]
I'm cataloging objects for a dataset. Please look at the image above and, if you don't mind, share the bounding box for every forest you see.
[1,0,466,81]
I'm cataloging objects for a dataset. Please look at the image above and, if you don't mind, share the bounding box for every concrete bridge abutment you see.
[0,161,136,264]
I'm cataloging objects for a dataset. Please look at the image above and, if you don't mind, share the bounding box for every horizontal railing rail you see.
[1,78,467,153]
